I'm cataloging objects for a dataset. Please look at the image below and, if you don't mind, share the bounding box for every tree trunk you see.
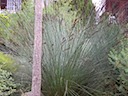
[31,0,43,96]
[21,0,43,96]
[24,0,43,96]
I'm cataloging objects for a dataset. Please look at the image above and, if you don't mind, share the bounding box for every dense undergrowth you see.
[0,0,127,96]
[0,68,17,96]
[109,37,128,95]
[0,52,18,95]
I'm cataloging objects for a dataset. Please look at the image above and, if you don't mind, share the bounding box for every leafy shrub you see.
[0,68,17,96]
[109,38,128,94]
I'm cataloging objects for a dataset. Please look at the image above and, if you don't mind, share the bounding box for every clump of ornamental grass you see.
[42,16,120,96]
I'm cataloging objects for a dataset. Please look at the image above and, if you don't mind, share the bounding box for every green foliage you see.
[0,68,17,96]
[0,52,17,72]
[109,38,128,94]
[68,0,95,25]
[0,14,10,39]
[44,0,95,26]
[43,0,77,27]
[4,0,34,58]
[69,0,93,15]
[1,1,35,91]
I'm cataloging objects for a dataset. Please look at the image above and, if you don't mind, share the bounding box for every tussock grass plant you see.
[41,16,120,96]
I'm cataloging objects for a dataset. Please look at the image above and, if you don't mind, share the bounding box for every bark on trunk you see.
[24,0,43,96]
[31,0,43,96]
